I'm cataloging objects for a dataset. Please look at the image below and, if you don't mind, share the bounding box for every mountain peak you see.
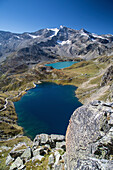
[79,28,89,34]
[0,26,113,64]
[60,25,64,29]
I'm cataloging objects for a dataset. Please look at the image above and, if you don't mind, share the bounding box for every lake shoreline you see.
[0,59,82,141]
[14,82,82,139]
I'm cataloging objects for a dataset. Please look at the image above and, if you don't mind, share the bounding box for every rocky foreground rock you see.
[2,100,113,169]
[66,100,113,169]
[5,134,66,170]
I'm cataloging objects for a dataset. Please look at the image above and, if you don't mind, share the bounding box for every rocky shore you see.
[0,64,66,140]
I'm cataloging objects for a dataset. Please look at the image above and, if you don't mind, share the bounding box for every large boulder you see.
[33,148,40,157]
[21,147,32,161]
[56,141,66,151]
[10,157,23,170]
[9,142,27,159]
[33,147,46,157]
[6,155,14,166]
[54,151,61,165]
[66,101,113,169]
[40,134,49,144]
[33,134,49,145]
[50,135,65,142]
[32,155,44,162]
[48,154,54,165]
[10,149,25,159]
[33,133,65,148]
[5,133,66,169]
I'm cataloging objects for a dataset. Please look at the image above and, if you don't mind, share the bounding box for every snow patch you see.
[92,33,108,40]
[60,25,63,29]
[80,32,89,37]
[28,34,40,39]
[104,34,113,38]
[47,28,59,37]
[0,43,1,45]
[57,40,71,45]
[91,38,96,42]
[79,30,89,37]
[14,35,20,39]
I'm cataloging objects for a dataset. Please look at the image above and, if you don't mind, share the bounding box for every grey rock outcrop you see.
[48,154,55,165]
[8,142,27,159]
[10,149,25,159]
[32,155,44,162]
[54,151,61,165]
[56,141,66,151]
[66,100,113,169]
[21,147,32,161]
[101,65,113,86]
[33,134,65,148]
[1,27,113,73]
[33,147,46,156]
[9,157,23,170]
[6,155,14,166]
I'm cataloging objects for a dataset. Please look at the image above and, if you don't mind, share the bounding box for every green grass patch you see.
[25,154,50,170]
[89,75,102,85]
[0,136,32,148]
[98,90,111,102]
[58,149,65,155]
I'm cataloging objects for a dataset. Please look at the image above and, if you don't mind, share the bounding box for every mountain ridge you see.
[0,26,113,169]
[0,26,113,67]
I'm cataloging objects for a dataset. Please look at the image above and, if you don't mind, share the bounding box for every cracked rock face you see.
[101,65,113,86]
[66,100,113,170]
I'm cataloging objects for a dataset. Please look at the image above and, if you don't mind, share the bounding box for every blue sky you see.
[0,0,113,34]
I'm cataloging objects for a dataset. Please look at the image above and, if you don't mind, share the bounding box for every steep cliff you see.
[66,100,113,169]
[101,65,113,86]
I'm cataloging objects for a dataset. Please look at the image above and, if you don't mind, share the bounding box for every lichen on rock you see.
[66,100,113,169]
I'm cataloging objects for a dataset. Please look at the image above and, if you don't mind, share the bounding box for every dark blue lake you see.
[14,82,82,139]
[45,61,78,69]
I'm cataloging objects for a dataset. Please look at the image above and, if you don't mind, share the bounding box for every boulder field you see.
[5,134,67,169]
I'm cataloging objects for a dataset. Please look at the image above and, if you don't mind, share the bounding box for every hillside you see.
[0,26,113,73]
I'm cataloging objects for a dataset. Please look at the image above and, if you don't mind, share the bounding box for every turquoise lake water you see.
[14,82,82,139]
[45,61,78,69]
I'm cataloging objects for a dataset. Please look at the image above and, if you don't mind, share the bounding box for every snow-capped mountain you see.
[0,26,113,65]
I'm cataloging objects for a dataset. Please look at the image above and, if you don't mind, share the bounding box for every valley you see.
[0,26,113,169]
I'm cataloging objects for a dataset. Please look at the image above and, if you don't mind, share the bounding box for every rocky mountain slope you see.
[0,57,112,169]
[0,26,113,169]
[0,26,113,72]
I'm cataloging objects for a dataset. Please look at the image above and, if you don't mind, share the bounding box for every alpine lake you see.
[14,61,82,139]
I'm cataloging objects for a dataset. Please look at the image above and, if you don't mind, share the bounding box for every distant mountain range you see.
[0,26,113,67]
